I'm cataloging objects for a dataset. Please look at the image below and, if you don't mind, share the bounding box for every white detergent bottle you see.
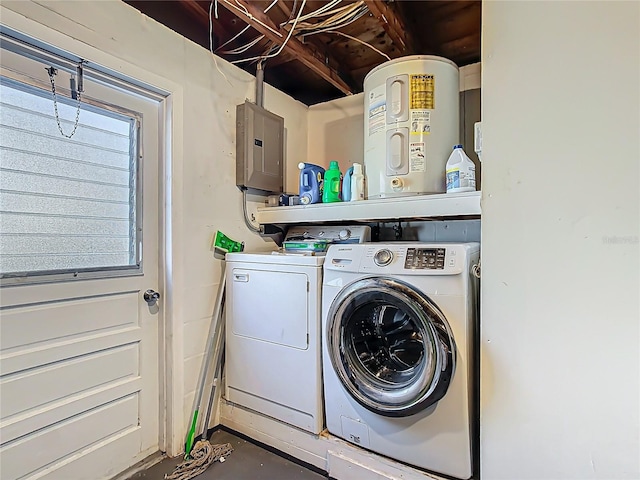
[446,145,476,193]
[350,162,365,201]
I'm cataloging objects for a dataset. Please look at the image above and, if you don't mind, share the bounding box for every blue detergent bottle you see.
[298,162,325,204]
[342,165,354,202]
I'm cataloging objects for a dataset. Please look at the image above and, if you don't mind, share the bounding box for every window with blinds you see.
[0,77,139,278]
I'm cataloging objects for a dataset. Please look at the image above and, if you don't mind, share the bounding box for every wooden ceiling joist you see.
[264,50,297,69]
[365,0,413,54]
[276,0,293,19]
[213,0,353,95]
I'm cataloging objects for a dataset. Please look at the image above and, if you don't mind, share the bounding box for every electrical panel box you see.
[236,101,284,194]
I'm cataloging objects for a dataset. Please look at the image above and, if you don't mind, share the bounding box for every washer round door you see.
[326,276,456,417]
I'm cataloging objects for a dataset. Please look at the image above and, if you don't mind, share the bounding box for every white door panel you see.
[36,430,145,480]
[1,344,138,418]
[1,325,141,377]
[1,395,139,480]
[0,35,162,480]
[0,292,139,352]
[0,376,142,445]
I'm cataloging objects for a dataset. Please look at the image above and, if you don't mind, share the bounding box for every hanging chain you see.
[46,66,82,138]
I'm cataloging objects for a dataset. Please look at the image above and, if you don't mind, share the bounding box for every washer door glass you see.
[326,276,456,417]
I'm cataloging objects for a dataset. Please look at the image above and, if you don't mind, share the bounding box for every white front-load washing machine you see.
[322,242,480,479]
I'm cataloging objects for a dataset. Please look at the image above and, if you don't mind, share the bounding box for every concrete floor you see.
[129,429,327,480]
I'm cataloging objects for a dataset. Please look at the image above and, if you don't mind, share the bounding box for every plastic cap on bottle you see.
[329,160,339,169]
[353,163,363,174]
[453,144,463,149]
[298,162,306,170]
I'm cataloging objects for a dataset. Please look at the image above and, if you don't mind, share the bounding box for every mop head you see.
[164,440,233,480]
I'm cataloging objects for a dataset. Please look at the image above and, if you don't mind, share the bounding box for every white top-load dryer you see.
[322,242,479,479]
[224,225,370,434]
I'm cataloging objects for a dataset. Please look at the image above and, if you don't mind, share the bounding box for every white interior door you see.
[0,36,162,480]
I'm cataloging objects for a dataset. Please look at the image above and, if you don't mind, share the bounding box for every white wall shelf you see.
[257,191,481,225]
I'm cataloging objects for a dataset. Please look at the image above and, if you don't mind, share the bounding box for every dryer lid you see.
[326,276,456,417]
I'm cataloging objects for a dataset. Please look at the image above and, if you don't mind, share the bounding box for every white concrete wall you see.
[481,2,639,479]
[307,93,365,173]
[1,0,308,456]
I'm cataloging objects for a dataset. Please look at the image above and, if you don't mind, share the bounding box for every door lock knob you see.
[143,289,160,306]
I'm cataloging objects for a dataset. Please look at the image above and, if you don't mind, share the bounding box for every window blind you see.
[0,80,138,275]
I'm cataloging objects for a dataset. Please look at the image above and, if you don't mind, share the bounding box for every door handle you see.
[143,289,160,306]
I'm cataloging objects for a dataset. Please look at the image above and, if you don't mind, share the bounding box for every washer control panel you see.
[373,248,394,266]
[328,243,477,275]
[285,225,371,244]
[404,248,446,270]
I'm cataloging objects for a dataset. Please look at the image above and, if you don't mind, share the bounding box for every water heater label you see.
[410,110,431,135]
[368,85,386,136]
[410,142,426,172]
[410,74,435,109]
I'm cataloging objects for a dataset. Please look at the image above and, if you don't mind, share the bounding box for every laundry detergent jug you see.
[445,145,476,193]
[298,163,325,204]
[322,161,342,203]
[342,165,354,202]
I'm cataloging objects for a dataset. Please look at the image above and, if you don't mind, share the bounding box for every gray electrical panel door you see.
[236,101,284,194]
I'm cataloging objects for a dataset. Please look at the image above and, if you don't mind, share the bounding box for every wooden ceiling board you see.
[364,0,413,53]
[427,3,481,44]
[125,0,481,105]
[440,32,481,63]
[312,16,399,70]
[417,0,479,21]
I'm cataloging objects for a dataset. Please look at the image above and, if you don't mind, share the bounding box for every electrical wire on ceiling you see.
[215,0,279,53]
[288,0,299,22]
[296,2,369,37]
[217,0,389,68]
[230,0,307,65]
[285,0,342,23]
[225,0,334,61]
[290,1,360,28]
[230,0,300,64]
[220,0,283,39]
[219,34,265,55]
[209,0,232,86]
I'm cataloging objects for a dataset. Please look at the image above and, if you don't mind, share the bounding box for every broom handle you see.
[199,298,226,440]
[184,262,227,457]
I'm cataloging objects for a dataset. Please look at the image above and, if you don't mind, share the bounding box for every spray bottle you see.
[298,162,325,205]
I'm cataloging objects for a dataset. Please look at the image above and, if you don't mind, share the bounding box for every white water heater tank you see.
[364,55,460,198]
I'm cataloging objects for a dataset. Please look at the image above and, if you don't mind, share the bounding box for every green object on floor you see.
[168,440,233,480]
[183,412,199,462]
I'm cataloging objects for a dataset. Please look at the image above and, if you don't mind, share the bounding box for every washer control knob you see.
[338,229,351,241]
[374,249,393,266]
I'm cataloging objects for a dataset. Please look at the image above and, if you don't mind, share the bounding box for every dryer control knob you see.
[374,249,393,266]
[338,229,351,241]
